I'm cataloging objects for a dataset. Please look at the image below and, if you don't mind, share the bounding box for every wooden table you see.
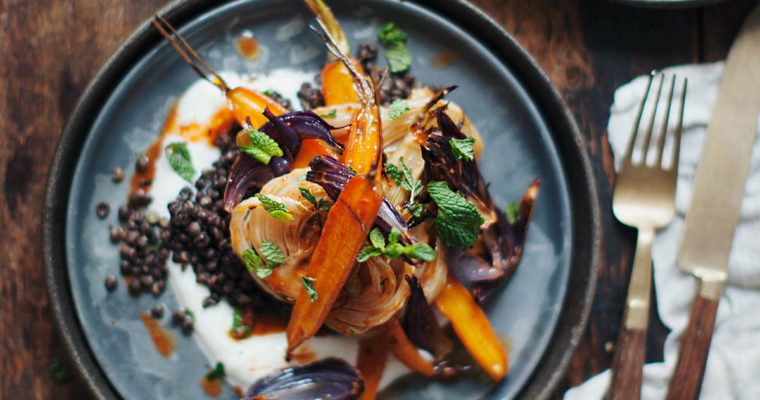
[1,0,756,398]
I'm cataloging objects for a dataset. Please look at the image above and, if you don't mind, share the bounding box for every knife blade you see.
[665,4,760,400]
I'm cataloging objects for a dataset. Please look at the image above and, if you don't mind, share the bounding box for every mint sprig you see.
[378,22,411,73]
[301,276,318,302]
[357,227,435,263]
[449,137,476,161]
[255,194,293,222]
[428,181,484,248]
[388,99,410,121]
[239,128,283,164]
[164,142,195,182]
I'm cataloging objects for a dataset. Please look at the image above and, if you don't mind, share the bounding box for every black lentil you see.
[262,90,293,111]
[104,275,118,291]
[135,155,150,173]
[297,82,324,110]
[111,167,125,183]
[128,278,142,296]
[151,304,164,319]
[96,202,110,219]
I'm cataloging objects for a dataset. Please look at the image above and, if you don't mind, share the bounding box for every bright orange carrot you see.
[322,59,363,105]
[434,274,508,381]
[286,10,384,354]
[386,318,435,377]
[293,139,340,168]
[343,105,381,174]
[356,336,389,400]
[226,87,288,128]
[286,174,383,353]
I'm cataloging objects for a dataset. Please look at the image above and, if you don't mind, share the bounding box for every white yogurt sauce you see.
[147,70,410,391]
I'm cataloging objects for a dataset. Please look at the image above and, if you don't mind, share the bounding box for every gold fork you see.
[606,72,687,400]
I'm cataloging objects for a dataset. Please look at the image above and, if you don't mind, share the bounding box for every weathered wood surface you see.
[1,0,756,398]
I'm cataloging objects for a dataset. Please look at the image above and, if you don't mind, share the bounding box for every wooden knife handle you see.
[607,326,647,400]
[665,293,719,400]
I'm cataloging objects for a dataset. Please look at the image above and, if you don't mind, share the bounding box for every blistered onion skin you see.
[403,275,453,360]
[244,358,364,400]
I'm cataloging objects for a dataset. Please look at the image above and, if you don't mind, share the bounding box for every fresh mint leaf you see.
[184,309,195,322]
[230,308,253,339]
[369,227,386,250]
[346,165,357,174]
[242,248,270,278]
[260,240,285,267]
[164,142,195,182]
[378,22,411,73]
[404,243,436,261]
[317,199,331,211]
[357,246,383,263]
[206,362,226,380]
[505,201,520,225]
[299,186,318,208]
[255,194,293,222]
[356,226,436,263]
[320,109,337,119]
[449,137,476,161]
[378,22,408,45]
[399,158,422,202]
[407,203,423,218]
[240,129,283,164]
[388,99,410,121]
[302,276,318,302]
[386,163,403,185]
[385,43,411,73]
[428,181,484,248]
[388,228,401,245]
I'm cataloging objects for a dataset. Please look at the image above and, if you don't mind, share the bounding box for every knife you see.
[665,4,760,400]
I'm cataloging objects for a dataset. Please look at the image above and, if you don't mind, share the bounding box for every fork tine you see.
[639,73,665,164]
[623,72,656,165]
[655,75,677,166]
[670,78,687,171]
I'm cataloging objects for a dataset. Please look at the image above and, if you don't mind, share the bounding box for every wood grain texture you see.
[665,293,720,400]
[0,0,751,398]
[607,327,647,400]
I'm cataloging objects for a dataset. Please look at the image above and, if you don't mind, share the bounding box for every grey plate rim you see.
[43,0,600,399]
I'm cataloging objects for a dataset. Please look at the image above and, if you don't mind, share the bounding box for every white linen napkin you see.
[564,63,760,400]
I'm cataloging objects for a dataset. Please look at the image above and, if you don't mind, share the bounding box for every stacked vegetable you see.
[154,1,539,398]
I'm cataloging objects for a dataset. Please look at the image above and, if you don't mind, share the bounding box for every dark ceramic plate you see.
[44,0,599,399]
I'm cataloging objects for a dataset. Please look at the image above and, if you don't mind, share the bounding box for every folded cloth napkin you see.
[564,63,760,400]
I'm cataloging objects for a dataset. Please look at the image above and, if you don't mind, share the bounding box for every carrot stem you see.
[434,274,508,381]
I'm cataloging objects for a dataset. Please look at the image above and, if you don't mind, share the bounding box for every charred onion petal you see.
[472,179,540,302]
[244,358,364,400]
[264,107,344,155]
[223,153,276,212]
[446,247,504,282]
[307,156,417,246]
[403,276,453,359]
[263,107,301,157]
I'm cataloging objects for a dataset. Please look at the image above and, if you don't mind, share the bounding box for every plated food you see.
[103,1,540,397]
[46,0,600,399]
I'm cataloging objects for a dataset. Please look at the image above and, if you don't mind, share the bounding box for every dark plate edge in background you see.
[42,1,600,399]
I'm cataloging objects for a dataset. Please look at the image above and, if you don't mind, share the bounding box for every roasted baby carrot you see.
[226,87,288,128]
[286,9,384,354]
[152,16,286,129]
[357,336,389,400]
[293,138,341,169]
[322,60,362,105]
[286,174,383,352]
[385,318,435,377]
[434,273,508,381]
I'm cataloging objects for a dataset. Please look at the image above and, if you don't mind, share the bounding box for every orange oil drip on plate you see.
[236,36,260,61]
[140,312,175,357]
